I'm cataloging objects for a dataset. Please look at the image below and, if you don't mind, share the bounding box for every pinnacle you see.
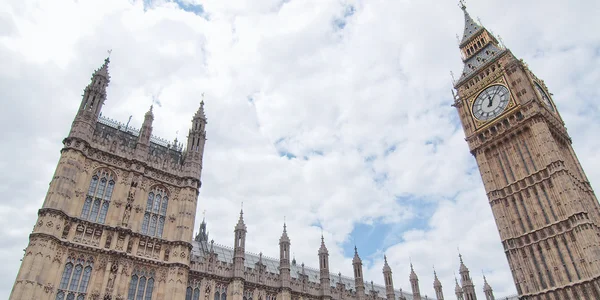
[94,56,111,81]
[459,2,482,45]
[235,208,246,231]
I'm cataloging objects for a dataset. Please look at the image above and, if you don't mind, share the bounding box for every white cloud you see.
[1,0,599,299]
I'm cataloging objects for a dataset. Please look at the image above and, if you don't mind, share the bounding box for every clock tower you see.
[453,3,600,300]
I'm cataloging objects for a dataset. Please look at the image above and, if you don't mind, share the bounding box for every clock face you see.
[472,85,510,121]
[534,82,555,112]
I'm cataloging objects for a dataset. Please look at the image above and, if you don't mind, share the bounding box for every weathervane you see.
[107,49,113,57]
[202,209,206,220]
[450,71,456,84]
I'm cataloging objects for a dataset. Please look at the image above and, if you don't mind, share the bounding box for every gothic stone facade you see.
[9,57,499,300]
[9,58,207,300]
[453,4,600,300]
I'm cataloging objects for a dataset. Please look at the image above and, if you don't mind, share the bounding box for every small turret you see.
[185,99,208,179]
[353,247,365,300]
[319,235,331,298]
[69,57,111,140]
[382,256,395,300]
[483,275,495,300]
[458,253,477,300]
[138,105,154,145]
[279,222,291,290]
[455,275,464,300]
[409,263,421,300]
[433,269,444,300]
[233,209,246,279]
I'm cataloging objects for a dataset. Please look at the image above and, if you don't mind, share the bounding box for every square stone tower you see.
[9,57,208,300]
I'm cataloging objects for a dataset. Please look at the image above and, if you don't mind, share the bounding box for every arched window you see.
[55,254,94,300]
[81,169,115,224]
[214,284,227,300]
[141,186,169,238]
[127,269,155,300]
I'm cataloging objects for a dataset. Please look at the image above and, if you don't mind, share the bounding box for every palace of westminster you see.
[9,3,600,300]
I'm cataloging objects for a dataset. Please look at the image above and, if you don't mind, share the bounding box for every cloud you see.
[1,0,599,299]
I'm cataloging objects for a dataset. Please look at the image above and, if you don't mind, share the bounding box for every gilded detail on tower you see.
[453,3,600,300]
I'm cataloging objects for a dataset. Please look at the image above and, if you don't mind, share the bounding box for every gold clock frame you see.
[469,77,517,131]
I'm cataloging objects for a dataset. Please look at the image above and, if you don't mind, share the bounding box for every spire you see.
[319,233,328,254]
[410,263,418,280]
[280,221,290,243]
[235,209,246,231]
[483,275,492,291]
[459,1,482,46]
[455,275,462,293]
[383,255,391,272]
[137,105,154,146]
[195,211,209,242]
[433,269,442,287]
[145,105,154,118]
[353,246,362,264]
[459,252,469,273]
[195,93,207,120]
[94,56,111,81]
[483,274,495,300]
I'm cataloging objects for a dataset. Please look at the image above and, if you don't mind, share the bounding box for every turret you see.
[409,264,421,300]
[319,235,331,298]
[279,222,291,290]
[433,269,444,300]
[455,276,464,300]
[353,247,365,300]
[458,254,477,300]
[382,256,395,300]
[483,275,495,300]
[185,99,207,179]
[233,209,246,279]
[69,57,110,140]
[194,216,209,242]
[138,105,154,145]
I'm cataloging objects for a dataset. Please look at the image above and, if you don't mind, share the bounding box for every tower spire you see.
[409,263,421,300]
[70,56,111,139]
[459,1,482,46]
[382,255,394,300]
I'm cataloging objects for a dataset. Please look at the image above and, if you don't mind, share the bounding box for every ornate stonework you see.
[453,4,600,300]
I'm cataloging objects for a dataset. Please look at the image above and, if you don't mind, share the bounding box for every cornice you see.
[38,208,193,250]
[29,231,190,269]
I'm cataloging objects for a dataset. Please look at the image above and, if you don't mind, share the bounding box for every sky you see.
[1,0,600,299]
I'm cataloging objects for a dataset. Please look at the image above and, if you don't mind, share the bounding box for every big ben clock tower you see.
[453,3,600,300]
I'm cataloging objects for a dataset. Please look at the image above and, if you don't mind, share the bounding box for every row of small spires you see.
[196,210,495,298]
[89,56,207,153]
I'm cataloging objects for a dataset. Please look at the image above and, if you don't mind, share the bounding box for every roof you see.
[191,240,426,300]
[459,5,482,46]
[457,43,506,84]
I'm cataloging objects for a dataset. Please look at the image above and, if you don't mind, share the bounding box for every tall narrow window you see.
[214,284,227,300]
[81,169,115,224]
[55,255,94,300]
[141,186,169,238]
[127,269,155,300]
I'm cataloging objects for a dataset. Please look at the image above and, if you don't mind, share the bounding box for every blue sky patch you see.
[343,221,393,263]
[173,0,206,16]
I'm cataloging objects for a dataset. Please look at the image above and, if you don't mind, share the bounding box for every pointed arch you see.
[81,168,116,224]
[127,268,156,300]
[56,254,94,299]
[141,185,170,238]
